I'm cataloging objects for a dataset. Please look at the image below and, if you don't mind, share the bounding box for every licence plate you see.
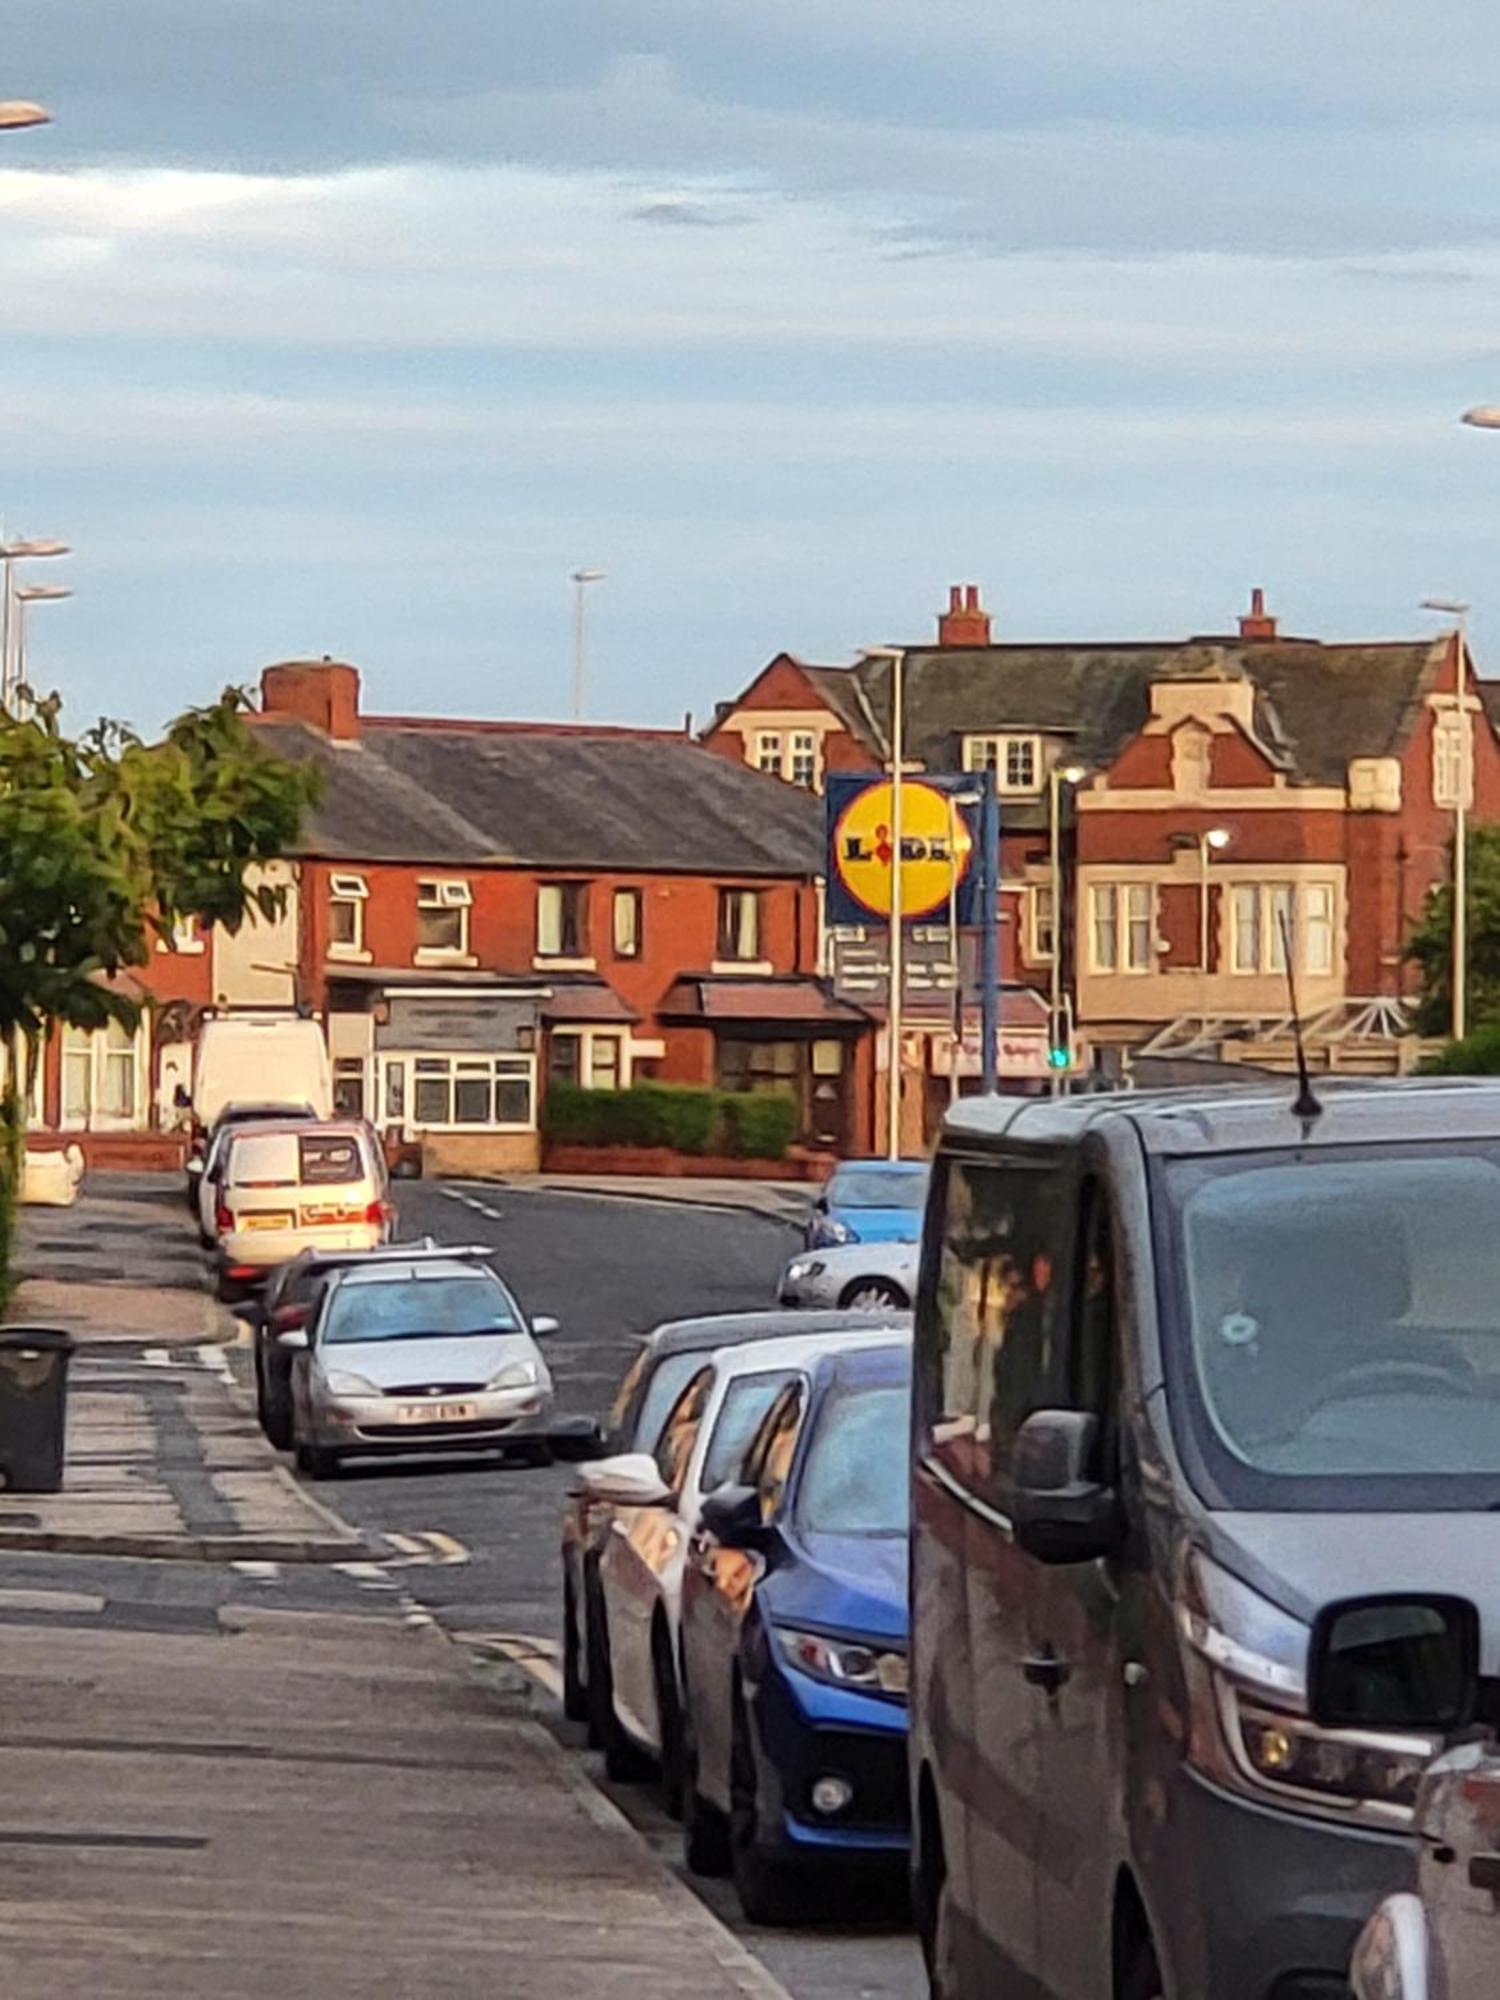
[243,1212,293,1231]
[398,1402,479,1425]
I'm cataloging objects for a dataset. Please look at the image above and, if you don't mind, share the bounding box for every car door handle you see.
[1022,1649,1071,1695]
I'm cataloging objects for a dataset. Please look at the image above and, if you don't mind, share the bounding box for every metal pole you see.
[572,578,586,721]
[0,556,12,710]
[1455,623,1470,1042]
[1049,769,1064,1096]
[946,793,962,1106]
[1199,835,1211,1025]
[886,651,905,1158]
[980,770,999,1093]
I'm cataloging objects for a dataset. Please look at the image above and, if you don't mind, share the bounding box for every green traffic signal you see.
[1047,1046,1070,1070]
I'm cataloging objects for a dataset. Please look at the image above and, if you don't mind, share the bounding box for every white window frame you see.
[963,733,1042,794]
[415,877,472,962]
[612,887,642,959]
[380,1051,537,1133]
[1229,882,1333,975]
[1433,713,1474,811]
[1029,883,1055,964]
[716,886,762,964]
[155,915,205,956]
[754,730,784,776]
[788,731,818,788]
[1089,883,1154,974]
[536,881,594,967]
[328,871,370,961]
[1303,882,1335,977]
[60,1019,147,1131]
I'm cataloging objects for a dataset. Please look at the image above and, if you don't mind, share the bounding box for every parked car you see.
[246,1236,449,1449]
[281,1254,559,1478]
[778,1237,918,1310]
[210,1119,393,1300]
[805,1158,929,1250]
[187,1098,320,1211]
[559,1307,910,1740]
[910,1080,1500,2000]
[679,1339,913,1924]
[587,1322,909,1797]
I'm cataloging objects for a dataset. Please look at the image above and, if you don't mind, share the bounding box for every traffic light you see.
[1047,1010,1071,1072]
[1046,1042,1070,1071]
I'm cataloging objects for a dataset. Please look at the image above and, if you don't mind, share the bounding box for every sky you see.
[9,2,1500,730]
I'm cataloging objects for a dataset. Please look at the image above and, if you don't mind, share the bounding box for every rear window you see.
[227,1131,364,1189]
[299,1132,364,1185]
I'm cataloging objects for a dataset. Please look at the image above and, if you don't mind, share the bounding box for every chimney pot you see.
[1238,587,1279,643]
[938,582,993,648]
[260,659,362,739]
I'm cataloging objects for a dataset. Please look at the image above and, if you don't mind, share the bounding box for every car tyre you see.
[1118,1935,1165,2000]
[652,1619,686,1820]
[680,1698,731,1878]
[837,1277,908,1311]
[561,1573,589,1725]
[729,1693,800,1926]
[295,1440,341,1482]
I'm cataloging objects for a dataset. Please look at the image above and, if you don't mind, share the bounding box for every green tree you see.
[0,688,319,1304]
[1406,823,1500,1037]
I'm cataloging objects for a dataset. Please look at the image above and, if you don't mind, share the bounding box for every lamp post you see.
[1047,763,1087,1094]
[1199,826,1231,1026]
[12,582,71,712]
[569,568,605,721]
[861,645,908,1158]
[1420,597,1473,1041]
[0,103,51,131]
[0,539,69,710]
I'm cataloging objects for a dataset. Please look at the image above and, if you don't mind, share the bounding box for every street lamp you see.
[861,646,908,1157]
[570,568,605,721]
[1047,763,1087,1093]
[1200,827,1231,1024]
[0,103,51,131]
[1420,598,1473,1041]
[945,788,981,1103]
[0,539,69,709]
[12,583,71,711]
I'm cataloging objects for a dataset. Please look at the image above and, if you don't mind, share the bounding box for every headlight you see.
[1179,1552,1434,1825]
[775,1625,908,1700]
[323,1370,381,1397]
[488,1359,541,1391]
[818,1218,855,1245]
[784,1259,825,1284]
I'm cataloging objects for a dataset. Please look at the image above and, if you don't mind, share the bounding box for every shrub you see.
[1419,1023,1500,1075]
[723,1090,799,1161]
[542,1082,721,1155]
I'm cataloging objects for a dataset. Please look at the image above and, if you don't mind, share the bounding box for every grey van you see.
[909,1080,1500,2000]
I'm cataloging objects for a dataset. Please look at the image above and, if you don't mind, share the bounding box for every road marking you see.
[336,1562,399,1591]
[231,1561,281,1585]
[457,1630,564,1700]
[141,1348,172,1369]
[435,1183,504,1221]
[195,1344,234,1383]
[380,1530,470,1568]
[421,1530,469,1567]
[383,1533,425,1556]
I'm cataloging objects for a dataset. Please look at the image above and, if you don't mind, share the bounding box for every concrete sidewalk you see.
[493,1173,813,1226]
[0,1596,790,1999]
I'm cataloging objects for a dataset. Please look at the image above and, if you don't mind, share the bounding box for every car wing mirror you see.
[578,1452,671,1507]
[227,1300,260,1325]
[697,1482,775,1553]
[1309,1594,1479,1734]
[550,1415,608,1464]
[1012,1409,1122,1566]
[530,1314,560,1338]
[275,1326,310,1352]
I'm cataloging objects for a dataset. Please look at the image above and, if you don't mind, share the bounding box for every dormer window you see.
[963,733,1041,793]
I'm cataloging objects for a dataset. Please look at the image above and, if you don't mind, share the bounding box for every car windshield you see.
[794,1383,910,1535]
[1163,1144,1500,1508]
[321,1274,519,1345]
[830,1166,928,1210]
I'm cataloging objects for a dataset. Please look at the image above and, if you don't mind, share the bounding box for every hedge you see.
[1419,1022,1500,1076]
[543,1082,799,1161]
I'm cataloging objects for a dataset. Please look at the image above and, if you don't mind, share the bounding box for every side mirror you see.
[1012,1410,1122,1566]
[275,1326,310,1352]
[1309,1594,1479,1735]
[578,1452,671,1507]
[531,1314,560,1338]
[698,1482,776,1553]
[550,1415,608,1463]
[228,1300,260,1326]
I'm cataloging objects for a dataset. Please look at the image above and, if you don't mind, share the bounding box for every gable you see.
[708,652,844,725]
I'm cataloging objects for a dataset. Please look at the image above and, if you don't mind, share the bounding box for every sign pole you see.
[980,769,999,1093]
[886,650,905,1158]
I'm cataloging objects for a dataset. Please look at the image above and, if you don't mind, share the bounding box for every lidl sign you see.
[826,774,982,927]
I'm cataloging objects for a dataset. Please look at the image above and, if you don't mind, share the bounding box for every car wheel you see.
[1118,1935,1165,2000]
[729,1692,800,1925]
[652,1619,686,1820]
[511,1439,553,1469]
[587,1602,652,1783]
[296,1440,340,1481]
[838,1277,908,1311]
[680,1691,731,1877]
[562,1574,589,1725]
[915,1780,958,2000]
[263,1384,294,1454]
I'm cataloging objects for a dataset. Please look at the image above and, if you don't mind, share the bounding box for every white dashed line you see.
[195,1344,235,1383]
[231,1561,282,1586]
[336,1562,400,1591]
[141,1348,172,1369]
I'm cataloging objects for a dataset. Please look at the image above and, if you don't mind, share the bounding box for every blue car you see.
[677,1338,911,1924]
[806,1158,929,1250]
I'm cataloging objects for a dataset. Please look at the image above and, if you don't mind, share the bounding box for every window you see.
[1031,883,1055,963]
[717,1039,800,1098]
[789,732,818,788]
[612,888,642,959]
[1231,884,1260,974]
[1229,883,1334,975]
[329,872,368,957]
[62,1020,141,1128]
[717,887,762,962]
[1304,883,1334,976]
[332,1057,366,1118]
[62,1028,92,1126]
[537,882,588,958]
[744,1380,808,1525]
[917,1156,1071,1502]
[655,1370,713,1493]
[548,1034,581,1088]
[752,729,820,787]
[963,733,1041,793]
[401,1053,536,1130]
[702,1371,797,1492]
[1433,714,1473,811]
[755,731,784,776]
[1089,884,1153,973]
[416,878,471,957]
[589,1034,622,1090]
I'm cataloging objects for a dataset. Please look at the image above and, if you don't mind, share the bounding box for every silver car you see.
[283,1256,558,1478]
[778,1237,918,1310]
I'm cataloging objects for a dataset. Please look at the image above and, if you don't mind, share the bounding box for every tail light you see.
[364,1199,394,1225]
[215,1201,233,1232]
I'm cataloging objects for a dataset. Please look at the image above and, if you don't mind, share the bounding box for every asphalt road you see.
[315,1175,924,2000]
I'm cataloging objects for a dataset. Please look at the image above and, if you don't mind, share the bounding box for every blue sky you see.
[8,2,1500,730]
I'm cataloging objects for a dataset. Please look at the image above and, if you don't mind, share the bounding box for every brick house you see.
[238,661,873,1172]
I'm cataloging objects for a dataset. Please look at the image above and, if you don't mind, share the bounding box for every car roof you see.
[228,1118,370,1142]
[940,1076,1500,1161]
[215,1101,317,1123]
[828,1157,927,1173]
[328,1258,507,1289]
[811,1340,913,1395]
[707,1323,911,1381]
[644,1307,911,1359]
[286,1238,477,1276]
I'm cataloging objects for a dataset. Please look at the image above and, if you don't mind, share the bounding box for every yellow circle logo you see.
[832,780,973,921]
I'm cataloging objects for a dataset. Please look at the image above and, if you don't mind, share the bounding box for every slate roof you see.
[254,718,824,877]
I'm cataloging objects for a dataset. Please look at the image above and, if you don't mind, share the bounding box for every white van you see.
[213,1121,391,1299]
[193,1018,333,1130]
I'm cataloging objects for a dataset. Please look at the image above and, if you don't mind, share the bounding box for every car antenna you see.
[1278,910,1322,1122]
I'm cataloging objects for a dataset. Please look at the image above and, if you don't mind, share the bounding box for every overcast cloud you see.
[8,3,1500,727]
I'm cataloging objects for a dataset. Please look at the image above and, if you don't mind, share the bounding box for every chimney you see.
[260,659,362,740]
[937,582,992,648]
[1238,587,1279,643]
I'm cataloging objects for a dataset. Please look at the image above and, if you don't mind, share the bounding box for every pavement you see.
[481,1172,815,1226]
[0,1174,799,1999]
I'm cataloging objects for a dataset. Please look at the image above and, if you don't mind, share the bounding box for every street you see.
[264,1177,922,2000]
